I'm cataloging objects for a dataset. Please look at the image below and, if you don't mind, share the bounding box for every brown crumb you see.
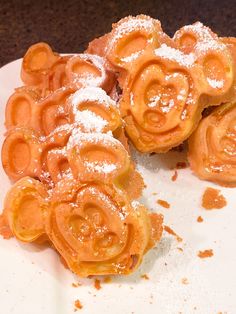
[141,274,149,280]
[152,192,157,195]
[94,279,102,290]
[198,249,214,258]
[164,225,183,242]
[74,299,83,310]
[202,187,227,210]
[171,170,178,182]
[157,199,170,209]
[177,247,183,252]
[71,282,81,288]
[181,277,189,285]
[197,216,203,223]
[176,161,187,169]
[103,276,112,283]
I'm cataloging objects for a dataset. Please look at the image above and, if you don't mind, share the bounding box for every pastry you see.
[3,177,48,242]
[188,102,236,186]
[46,178,163,276]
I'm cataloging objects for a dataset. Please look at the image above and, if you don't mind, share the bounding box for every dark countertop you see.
[0,0,235,67]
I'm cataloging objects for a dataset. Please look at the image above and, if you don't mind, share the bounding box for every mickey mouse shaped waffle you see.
[105,16,234,153]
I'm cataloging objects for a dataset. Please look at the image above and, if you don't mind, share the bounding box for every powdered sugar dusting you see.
[74,109,108,133]
[148,95,161,108]
[174,22,227,56]
[69,87,118,132]
[130,93,135,107]
[155,44,195,67]
[131,200,141,209]
[69,54,106,88]
[121,51,142,63]
[207,78,224,89]
[112,16,156,41]
[71,87,117,109]
[67,128,121,150]
[84,161,117,174]
[40,123,73,142]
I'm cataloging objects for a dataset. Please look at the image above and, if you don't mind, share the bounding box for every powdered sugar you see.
[40,123,73,142]
[84,161,117,174]
[71,87,117,109]
[74,109,108,133]
[69,87,119,132]
[207,78,224,89]
[57,105,65,114]
[112,16,156,41]
[130,93,135,106]
[67,128,121,150]
[131,200,141,209]
[69,54,106,88]
[155,44,195,68]
[148,95,161,108]
[120,51,142,63]
[160,99,175,113]
[174,22,227,57]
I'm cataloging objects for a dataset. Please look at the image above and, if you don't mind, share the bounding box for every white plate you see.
[0,59,236,314]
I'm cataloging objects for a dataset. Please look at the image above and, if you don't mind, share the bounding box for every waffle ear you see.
[2,127,42,181]
[21,42,59,87]
[68,87,121,133]
[3,177,49,242]
[65,54,115,93]
[5,87,41,130]
[106,15,169,70]
[174,22,234,98]
[32,87,73,136]
[67,132,130,184]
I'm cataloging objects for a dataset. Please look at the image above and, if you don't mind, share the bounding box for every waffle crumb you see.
[181,277,189,285]
[202,187,227,210]
[94,279,102,290]
[141,274,149,280]
[198,249,214,258]
[197,216,203,223]
[72,282,81,288]
[157,199,170,209]
[74,299,83,311]
[171,170,178,181]
[164,225,183,242]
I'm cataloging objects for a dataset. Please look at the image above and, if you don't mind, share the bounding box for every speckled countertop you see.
[0,0,235,67]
